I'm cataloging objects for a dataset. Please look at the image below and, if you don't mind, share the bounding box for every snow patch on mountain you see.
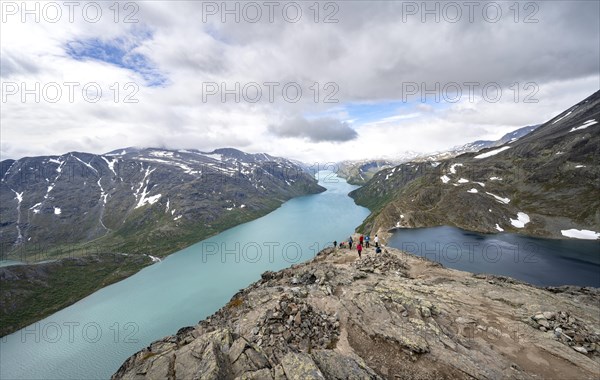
[70,154,99,175]
[474,146,511,159]
[134,167,161,208]
[551,110,572,124]
[150,151,175,158]
[137,194,162,208]
[145,254,162,263]
[30,202,42,214]
[569,119,597,132]
[560,229,599,240]
[449,163,463,174]
[97,179,108,204]
[203,153,223,161]
[510,212,530,228]
[11,190,24,242]
[138,157,199,175]
[101,156,118,176]
[485,192,510,204]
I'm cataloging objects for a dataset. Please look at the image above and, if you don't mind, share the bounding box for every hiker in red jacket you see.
[357,243,363,258]
[359,235,364,246]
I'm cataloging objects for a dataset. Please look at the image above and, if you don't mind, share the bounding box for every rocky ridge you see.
[113,243,600,379]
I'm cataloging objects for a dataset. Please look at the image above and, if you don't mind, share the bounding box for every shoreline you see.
[384,225,600,241]
[0,189,321,338]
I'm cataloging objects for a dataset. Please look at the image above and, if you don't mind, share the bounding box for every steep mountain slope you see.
[1,147,324,261]
[113,244,600,379]
[350,91,600,239]
[0,148,324,336]
[338,159,397,185]
[409,124,541,164]
[339,125,540,185]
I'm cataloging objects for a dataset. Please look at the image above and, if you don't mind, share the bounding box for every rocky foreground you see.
[113,244,600,379]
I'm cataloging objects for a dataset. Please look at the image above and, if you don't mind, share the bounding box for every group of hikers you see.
[333,234,381,258]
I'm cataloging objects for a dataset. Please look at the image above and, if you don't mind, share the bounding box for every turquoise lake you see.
[0,172,369,380]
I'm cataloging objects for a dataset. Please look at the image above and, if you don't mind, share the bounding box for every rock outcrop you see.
[113,244,600,379]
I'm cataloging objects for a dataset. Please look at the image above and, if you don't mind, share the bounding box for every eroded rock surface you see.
[113,245,600,380]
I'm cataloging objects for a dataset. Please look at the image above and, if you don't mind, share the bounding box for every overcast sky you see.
[1,0,599,162]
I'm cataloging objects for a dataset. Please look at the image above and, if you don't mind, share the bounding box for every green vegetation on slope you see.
[0,254,148,337]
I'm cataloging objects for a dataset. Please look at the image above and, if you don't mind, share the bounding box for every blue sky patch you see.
[65,30,167,87]
[307,98,448,129]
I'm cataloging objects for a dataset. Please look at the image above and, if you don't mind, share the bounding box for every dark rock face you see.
[112,245,600,380]
[0,147,324,261]
[351,91,600,238]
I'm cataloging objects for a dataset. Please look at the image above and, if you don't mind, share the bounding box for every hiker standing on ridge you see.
[365,235,370,248]
[348,236,353,249]
[333,240,337,249]
[357,242,363,258]
[359,235,364,246]
[374,234,379,248]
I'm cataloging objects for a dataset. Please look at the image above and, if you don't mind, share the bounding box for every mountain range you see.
[0,148,324,336]
[338,124,540,185]
[350,91,600,240]
[1,147,323,260]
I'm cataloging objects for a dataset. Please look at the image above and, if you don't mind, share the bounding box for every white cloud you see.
[268,116,357,142]
[1,1,599,163]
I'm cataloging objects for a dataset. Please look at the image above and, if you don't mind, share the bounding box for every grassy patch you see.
[226,297,244,309]
[0,254,148,337]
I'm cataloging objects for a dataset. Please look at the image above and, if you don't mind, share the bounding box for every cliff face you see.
[113,244,600,380]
